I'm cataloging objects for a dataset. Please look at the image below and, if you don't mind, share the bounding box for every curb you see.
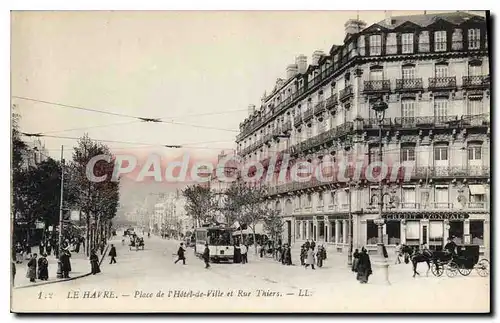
[14,244,110,290]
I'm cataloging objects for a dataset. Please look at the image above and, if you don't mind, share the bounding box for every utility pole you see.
[56,145,64,279]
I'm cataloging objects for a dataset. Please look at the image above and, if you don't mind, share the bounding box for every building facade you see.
[235,12,490,256]
[151,191,193,237]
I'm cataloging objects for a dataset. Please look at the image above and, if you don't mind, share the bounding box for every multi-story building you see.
[235,11,490,257]
[151,191,193,237]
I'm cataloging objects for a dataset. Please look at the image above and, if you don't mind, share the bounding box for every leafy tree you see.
[182,185,216,228]
[263,208,284,245]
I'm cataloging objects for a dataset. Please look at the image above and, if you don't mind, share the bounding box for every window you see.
[449,221,463,244]
[402,187,416,206]
[402,33,414,53]
[470,220,484,245]
[468,63,482,77]
[307,194,312,207]
[434,99,448,121]
[386,221,401,244]
[434,186,449,207]
[318,192,324,205]
[369,35,382,56]
[369,145,381,163]
[401,146,416,162]
[435,64,448,77]
[429,221,444,245]
[370,69,383,81]
[406,221,420,244]
[401,99,416,123]
[367,220,378,245]
[306,125,312,138]
[329,220,335,242]
[434,146,448,161]
[468,144,482,160]
[358,35,365,56]
[318,220,325,238]
[386,33,397,54]
[296,222,301,239]
[434,31,447,52]
[302,221,307,238]
[402,66,415,79]
[419,31,430,52]
[468,28,481,49]
[452,28,463,51]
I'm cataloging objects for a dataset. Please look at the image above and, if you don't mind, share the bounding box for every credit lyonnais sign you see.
[383,212,469,221]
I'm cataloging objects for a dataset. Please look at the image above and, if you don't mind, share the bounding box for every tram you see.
[193,225,234,262]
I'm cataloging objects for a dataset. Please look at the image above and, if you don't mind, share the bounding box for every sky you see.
[10,10,486,208]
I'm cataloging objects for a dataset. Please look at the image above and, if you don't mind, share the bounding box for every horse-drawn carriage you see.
[426,245,489,277]
[129,237,145,251]
[405,244,489,278]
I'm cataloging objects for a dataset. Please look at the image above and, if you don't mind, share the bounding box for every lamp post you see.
[371,98,390,285]
[56,145,65,279]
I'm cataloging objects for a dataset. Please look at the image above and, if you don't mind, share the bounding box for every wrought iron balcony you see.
[467,202,486,209]
[428,77,457,91]
[325,94,338,110]
[363,80,391,94]
[410,166,490,179]
[303,107,314,123]
[362,118,392,129]
[314,101,326,116]
[399,203,420,209]
[432,202,453,209]
[461,114,490,127]
[462,75,490,90]
[293,114,303,127]
[339,85,353,101]
[336,121,354,136]
[395,78,423,92]
[394,115,459,128]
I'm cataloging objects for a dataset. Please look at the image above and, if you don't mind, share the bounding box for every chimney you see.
[344,19,367,37]
[248,104,256,115]
[286,64,298,79]
[385,10,393,26]
[295,55,308,74]
[311,50,325,65]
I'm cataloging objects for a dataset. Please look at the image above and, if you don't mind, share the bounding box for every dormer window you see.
[468,28,481,49]
[434,31,447,52]
[402,33,414,54]
[369,35,382,56]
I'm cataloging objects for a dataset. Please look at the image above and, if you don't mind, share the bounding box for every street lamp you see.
[371,98,390,285]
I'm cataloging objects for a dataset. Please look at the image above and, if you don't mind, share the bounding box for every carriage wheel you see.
[446,262,458,278]
[431,263,444,277]
[476,259,490,277]
[458,265,472,276]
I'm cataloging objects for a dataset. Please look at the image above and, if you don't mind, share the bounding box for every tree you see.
[263,208,284,245]
[182,185,216,228]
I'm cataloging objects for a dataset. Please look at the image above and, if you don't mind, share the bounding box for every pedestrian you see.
[356,247,372,284]
[39,240,45,256]
[233,242,241,263]
[24,241,32,260]
[174,243,186,265]
[109,244,117,264]
[305,246,315,270]
[37,253,49,281]
[394,243,402,264]
[15,242,23,263]
[352,249,360,272]
[240,243,248,264]
[311,241,316,251]
[304,240,310,250]
[12,258,16,286]
[203,243,210,269]
[60,249,71,278]
[285,244,292,265]
[46,240,52,256]
[300,245,306,266]
[26,253,37,283]
[317,245,326,268]
[148,232,151,238]
[90,250,101,275]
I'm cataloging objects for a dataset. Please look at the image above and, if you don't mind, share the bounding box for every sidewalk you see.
[13,243,110,289]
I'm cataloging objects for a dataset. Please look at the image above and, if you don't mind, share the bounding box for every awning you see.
[469,184,486,195]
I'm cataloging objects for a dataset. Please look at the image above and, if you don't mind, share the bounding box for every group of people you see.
[299,241,327,269]
[233,242,249,264]
[352,248,373,283]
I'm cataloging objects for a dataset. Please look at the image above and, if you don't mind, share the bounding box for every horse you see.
[405,246,451,278]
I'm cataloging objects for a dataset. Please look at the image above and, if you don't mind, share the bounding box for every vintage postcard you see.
[10,10,491,313]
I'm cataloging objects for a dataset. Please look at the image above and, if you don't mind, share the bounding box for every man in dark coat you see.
[444,238,457,256]
[233,242,241,263]
[37,253,49,280]
[90,250,101,274]
[174,243,186,265]
[109,244,117,264]
[60,249,71,278]
[26,253,37,282]
[203,243,210,269]
[356,247,372,283]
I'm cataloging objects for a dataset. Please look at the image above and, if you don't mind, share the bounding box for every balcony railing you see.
[433,202,453,209]
[340,203,349,210]
[326,94,338,110]
[428,77,457,90]
[303,107,314,123]
[468,202,486,209]
[393,115,459,128]
[395,78,423,92]
[362,118,392,129]
[327,204,335,211]
[461,114,490,126]
[314,101,326,116]
[363,80,391,94]
[336,121,354,136]
[462,75,490,90]
[294,114,302,127]
[339,85,353,101]
[304,206,313,213]
[316,205,324,211]
[409,166,490,179]
[399,203,419,209]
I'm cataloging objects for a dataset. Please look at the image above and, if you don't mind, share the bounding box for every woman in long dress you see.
[90,250,101,274]
[37,254,49,281]
[305,246,315,270]
[352,249,360,272]
[26,253,37,283]
[356,247,372,283]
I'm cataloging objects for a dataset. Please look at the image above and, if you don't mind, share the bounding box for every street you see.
[12,235,490,313]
